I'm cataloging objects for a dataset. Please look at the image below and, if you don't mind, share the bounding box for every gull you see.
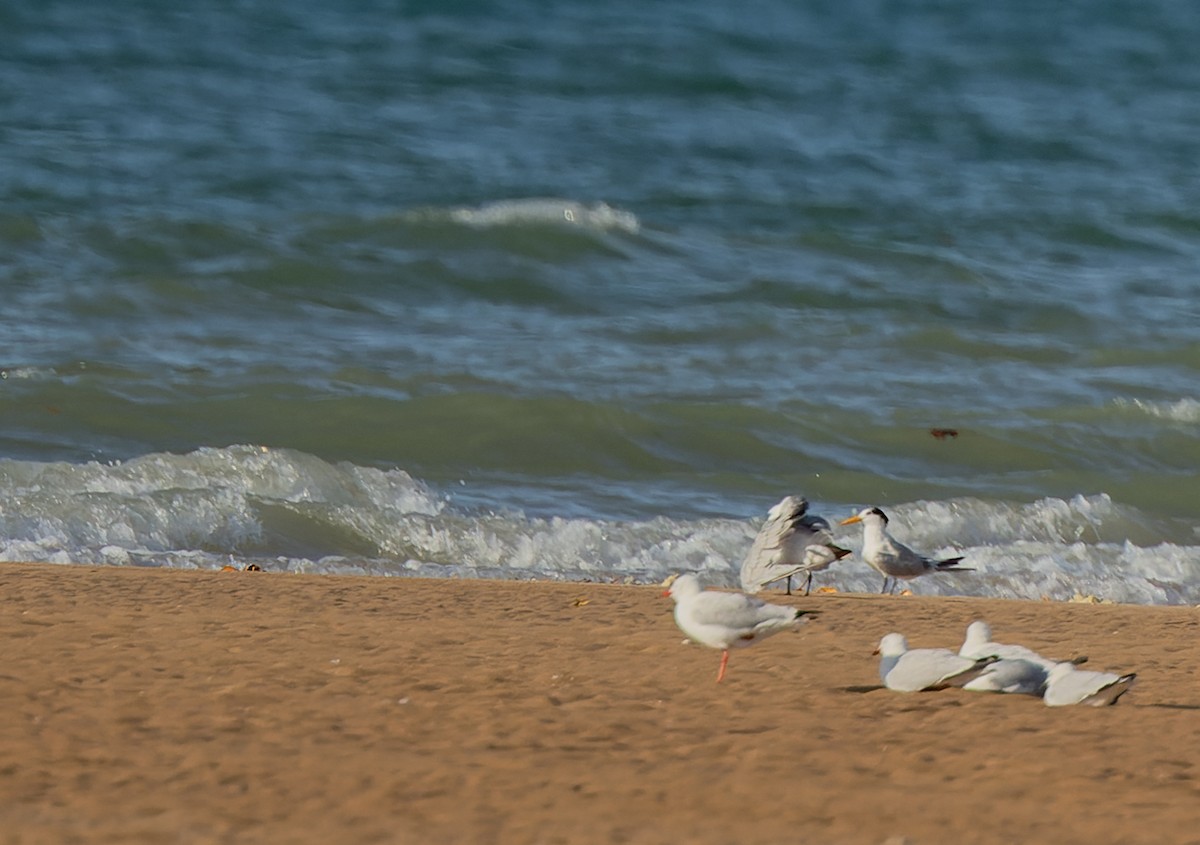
[739,496,852,596]
[875,633,999,692]
[957,620,1082,672]
[958,620,1092,694]
[1043,662,1137,707]
[957,620,1055,694]
[664,573,818,682]
[839,507,972,594]
[963,658,1049,695]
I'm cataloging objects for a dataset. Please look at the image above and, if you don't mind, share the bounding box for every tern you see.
[739,496,852,596]
[839,507,972,594]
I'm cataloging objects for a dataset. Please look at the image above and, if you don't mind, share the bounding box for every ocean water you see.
[2,0,1198,603]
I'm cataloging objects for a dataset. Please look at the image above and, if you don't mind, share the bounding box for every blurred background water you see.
[2,0,1198,602]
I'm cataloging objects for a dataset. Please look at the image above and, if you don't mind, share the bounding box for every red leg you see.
[716,650,730,683]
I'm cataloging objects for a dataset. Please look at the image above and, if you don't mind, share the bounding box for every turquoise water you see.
[2,1,1198,601]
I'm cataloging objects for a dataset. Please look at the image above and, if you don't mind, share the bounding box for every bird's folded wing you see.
[965,642,1057,670]
[689,591,781,629]
[897,650,981,687]
[1048,669,1121,703]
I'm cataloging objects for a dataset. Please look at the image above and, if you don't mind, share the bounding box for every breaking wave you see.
[0,446,1196,605]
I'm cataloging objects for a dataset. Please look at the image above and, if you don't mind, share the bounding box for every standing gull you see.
[1043,662,1137,707]
[739,496,851,595]
[875,633,999,692]
[664,573,818,683]
[839,507,972,594]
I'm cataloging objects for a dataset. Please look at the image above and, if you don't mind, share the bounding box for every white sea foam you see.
[0,366,58,381]
[874,494,1149,547]
[0,448,1196,604]
[1113,397,1200,424]
[445,198,640,233]
[0,446,443,562]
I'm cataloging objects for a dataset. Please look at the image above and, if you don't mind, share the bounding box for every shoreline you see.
[2,562,1198,844]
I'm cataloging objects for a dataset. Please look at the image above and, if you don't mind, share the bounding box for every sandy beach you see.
[1,563,1198,844]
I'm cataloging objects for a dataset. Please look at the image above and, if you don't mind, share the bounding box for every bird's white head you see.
[964,620,992,649]
[874,632,909,657]
[840,506,888,528]
[663,572,702,601]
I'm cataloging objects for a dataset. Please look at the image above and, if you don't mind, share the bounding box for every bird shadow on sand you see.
[1139,702,1200,711]
[834,691,1200,709]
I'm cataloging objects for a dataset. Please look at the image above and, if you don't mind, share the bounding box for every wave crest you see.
[1114,397,1200,424]
[442,198,640,233]
[1,451,1197,605]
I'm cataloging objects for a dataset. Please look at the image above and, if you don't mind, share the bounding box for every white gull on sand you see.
[664,573,818,683]
[875,633,998,692]
[958,620,1061,670]
[1043,662,1137,707]
[739,496,851,596]
[958,620,1057,694]
[963,658,1049,695]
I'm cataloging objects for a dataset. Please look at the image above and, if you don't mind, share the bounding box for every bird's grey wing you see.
[936,655,1000,689]
[990,643,1058,671]
[689,590,778,631]
[739,533,785,592]
[796,512,835,540]
[883,541,932,577]
[888,650,993,692]
[962,640,1051,667]
[964,658,1047,694]
[1046,668,1129,706]
[1080,673,1136,706]
[741,498,851,591]
[739,513,802,591]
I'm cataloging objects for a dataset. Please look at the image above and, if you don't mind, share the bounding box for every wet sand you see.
[1,563,1198,844]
